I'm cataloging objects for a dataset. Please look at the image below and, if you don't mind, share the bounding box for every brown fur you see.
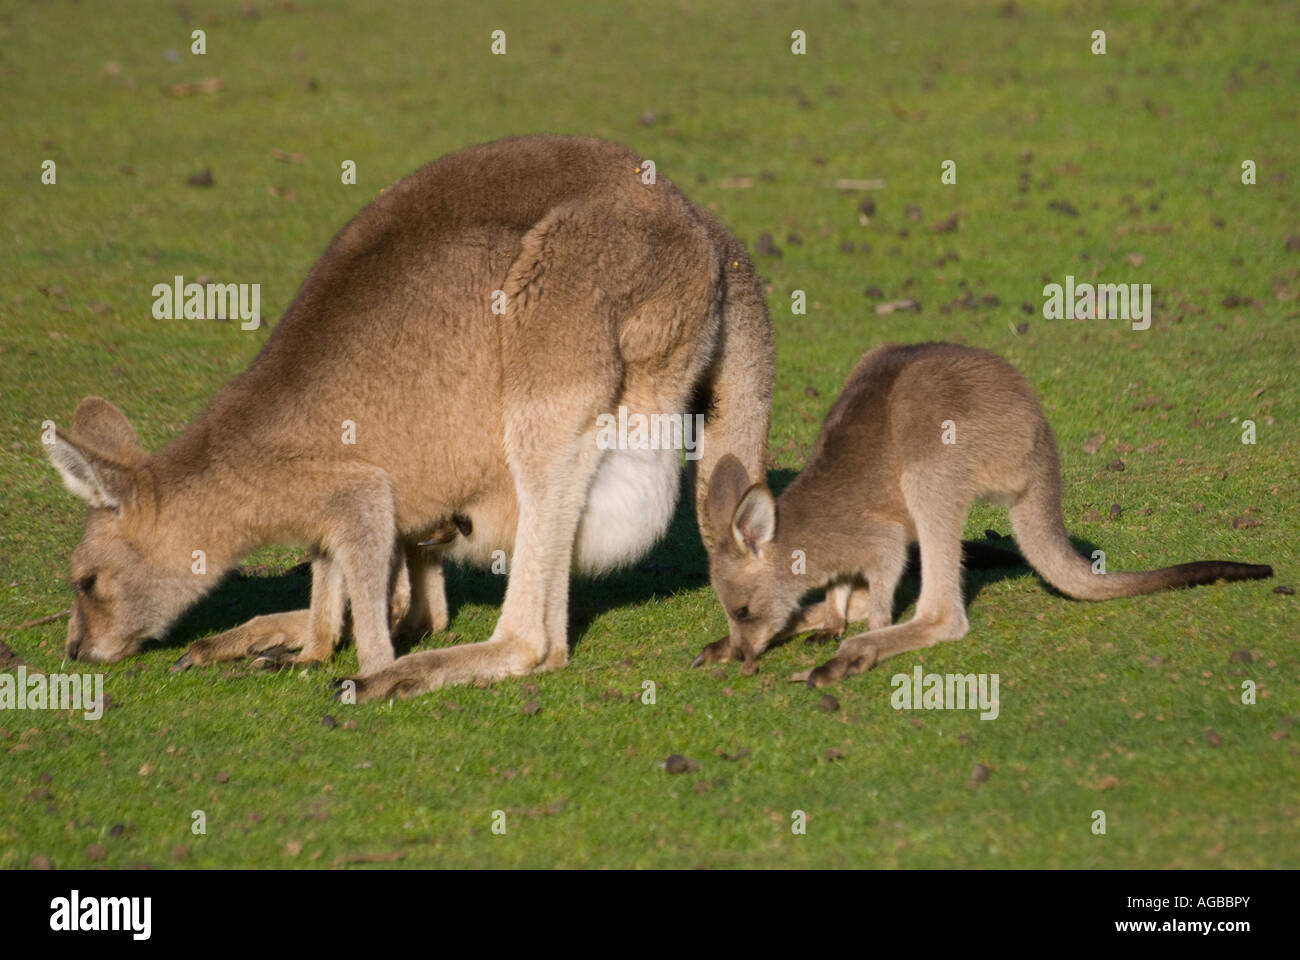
[697,342,1272,685]
[45,135,773,699]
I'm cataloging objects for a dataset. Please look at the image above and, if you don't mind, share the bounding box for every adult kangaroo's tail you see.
[1007,435,1272,600]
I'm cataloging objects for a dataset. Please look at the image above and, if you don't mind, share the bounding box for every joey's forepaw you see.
[806,648,879,688]
[803,629,841,646]
[691,636,733,668]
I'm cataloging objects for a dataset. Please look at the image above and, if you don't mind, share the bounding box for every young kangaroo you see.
[696,342,1273,687]
[44,135,773,700]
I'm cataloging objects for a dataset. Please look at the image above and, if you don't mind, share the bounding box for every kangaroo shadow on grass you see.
[162,564,313,651]
[439,467,754,660]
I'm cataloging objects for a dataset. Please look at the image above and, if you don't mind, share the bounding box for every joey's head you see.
[45,398,202,663]
[697,454,804,668]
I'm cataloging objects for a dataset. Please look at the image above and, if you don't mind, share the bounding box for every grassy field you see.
[1,0,1297,869]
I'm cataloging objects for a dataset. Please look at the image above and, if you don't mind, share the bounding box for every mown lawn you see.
[0,0,1296,868]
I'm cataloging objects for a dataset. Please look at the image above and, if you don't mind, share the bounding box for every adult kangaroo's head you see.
[45,398,208,663]
[696,454,805,668]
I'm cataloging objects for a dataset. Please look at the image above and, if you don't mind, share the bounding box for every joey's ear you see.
[731,484,776,554]
[45,429,137,510]
[706,454,751,543]
[71,397,145,466]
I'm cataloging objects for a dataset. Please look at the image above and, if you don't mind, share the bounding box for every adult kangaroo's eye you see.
[732,605,751,622]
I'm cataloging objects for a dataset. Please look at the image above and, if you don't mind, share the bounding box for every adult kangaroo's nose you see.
[65,631,82,661]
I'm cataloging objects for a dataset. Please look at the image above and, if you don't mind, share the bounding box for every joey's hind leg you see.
[804,500,969,687]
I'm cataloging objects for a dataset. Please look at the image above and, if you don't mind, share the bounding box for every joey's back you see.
[778,343,1045,557]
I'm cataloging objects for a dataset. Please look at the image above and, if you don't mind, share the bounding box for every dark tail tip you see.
[1170,561,1273,589]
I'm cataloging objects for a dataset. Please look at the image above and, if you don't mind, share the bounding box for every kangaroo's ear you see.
[706,454,751,544]
[45,400,142,510]
[731,484,776,555]
[71,397,145,466]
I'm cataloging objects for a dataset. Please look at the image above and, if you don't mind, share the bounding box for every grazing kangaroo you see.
[695,342,1273,687]
[44,135,773,700]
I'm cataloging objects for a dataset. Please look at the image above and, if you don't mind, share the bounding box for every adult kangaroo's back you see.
[45,136,773,700]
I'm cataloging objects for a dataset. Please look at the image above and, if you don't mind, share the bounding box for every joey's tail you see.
[1007,437,1272,600]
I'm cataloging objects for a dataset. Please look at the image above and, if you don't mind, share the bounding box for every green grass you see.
[1,0,1297,869]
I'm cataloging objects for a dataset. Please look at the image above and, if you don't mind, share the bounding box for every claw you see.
[250,644,297,670]
[169,651,195,674]
[690,652,706,668]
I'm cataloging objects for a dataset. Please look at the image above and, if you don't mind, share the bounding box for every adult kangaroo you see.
[45,135,774,700]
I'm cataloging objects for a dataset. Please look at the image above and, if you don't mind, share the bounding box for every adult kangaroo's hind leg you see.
[345,198,712,702]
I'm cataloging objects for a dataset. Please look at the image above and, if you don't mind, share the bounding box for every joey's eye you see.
[732,605,751,622]
[76,574,97,596]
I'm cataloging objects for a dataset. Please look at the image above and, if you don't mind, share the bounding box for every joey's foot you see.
[691,636,734,668]
[806,647,879,688]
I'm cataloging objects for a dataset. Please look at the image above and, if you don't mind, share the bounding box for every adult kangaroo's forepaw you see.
[171,610,309,674]
[170,629,288,674]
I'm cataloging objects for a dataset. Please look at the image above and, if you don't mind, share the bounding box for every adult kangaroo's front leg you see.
[326,470,401,676]
[172,544,401,671]
[171,610,311,673]
[171,552,336,671]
